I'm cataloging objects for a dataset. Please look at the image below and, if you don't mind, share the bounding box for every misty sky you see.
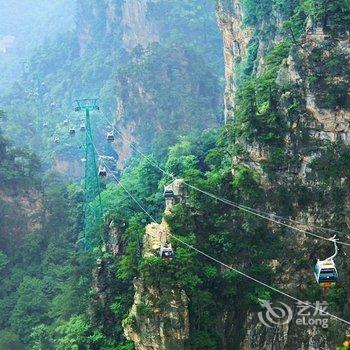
[0,0,74,54]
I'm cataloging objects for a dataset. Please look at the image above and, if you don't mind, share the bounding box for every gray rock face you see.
[121,0,159,52]
[215,1,350,349]
[124,278,190,350]
[123,209,190,350]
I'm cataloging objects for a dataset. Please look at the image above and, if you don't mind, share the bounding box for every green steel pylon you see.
[75,98,104,251]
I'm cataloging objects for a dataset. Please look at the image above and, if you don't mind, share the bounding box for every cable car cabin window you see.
[164,190,174,198]
[107,134,114,141]
[319,268,338,282]
[162,250,173,259]
[160,245,174,260]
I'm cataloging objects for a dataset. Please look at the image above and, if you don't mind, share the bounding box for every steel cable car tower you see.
[75,98,104,250]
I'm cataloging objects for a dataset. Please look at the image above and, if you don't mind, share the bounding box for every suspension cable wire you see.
[107,166,157,222]
[100,161,350,327]
[184,183,350,247]
[99,119,350,245]
[101,114,172,175]
[92,144,155,223]
[238,206,343,235]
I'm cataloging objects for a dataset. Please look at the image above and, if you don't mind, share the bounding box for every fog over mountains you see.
[0,0,74,85]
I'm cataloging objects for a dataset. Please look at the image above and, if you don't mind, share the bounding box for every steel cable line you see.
[101,114,172,175]
[98,120,350,245]
[183,183,350,247]
[93,145,150,220]
[100,160,350,327]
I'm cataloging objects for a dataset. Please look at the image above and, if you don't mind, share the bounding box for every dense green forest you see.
[0,0,349,349]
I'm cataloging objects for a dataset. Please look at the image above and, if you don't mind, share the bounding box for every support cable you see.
[98,120,350,245]
[101,160,350,327]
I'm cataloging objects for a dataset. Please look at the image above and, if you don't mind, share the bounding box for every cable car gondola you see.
[314,236,339,286]
[107,132,115,142]
[164,184,174,198]
[98,166,107,178]
[160,244,174,260]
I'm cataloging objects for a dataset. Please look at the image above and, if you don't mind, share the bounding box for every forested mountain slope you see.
[0,117,85,349]
[213,0,350,348]
[0,0,349,349]
[1,0,223,176]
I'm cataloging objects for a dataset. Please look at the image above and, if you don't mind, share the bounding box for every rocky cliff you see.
[216,0,350,349]
[74,1,350,349]
[123,192,190,350]
[216,0,251,124]
[121,0,160,52]
[111,0,222,168]
[77,0,160,54]
[18,1,222,174]
[0,188,42,249]
[114,43,221,168]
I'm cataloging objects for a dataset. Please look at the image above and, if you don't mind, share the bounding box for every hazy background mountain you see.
[0,0,74,88]
[0,1,349,349]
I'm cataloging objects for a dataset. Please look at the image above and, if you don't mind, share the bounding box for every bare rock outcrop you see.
[216,1,350,349]
[216,0,252,123]
[123,181,190,350]
[122,0,159,52]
